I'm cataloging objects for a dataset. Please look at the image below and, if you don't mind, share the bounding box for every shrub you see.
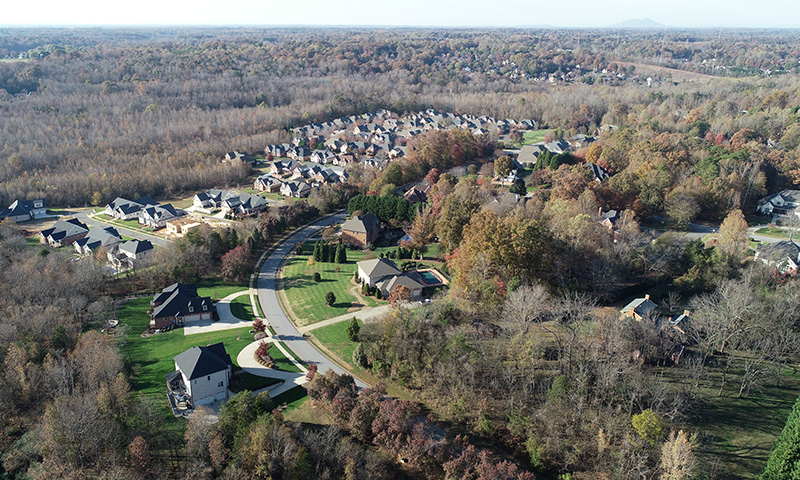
[313,272,321,282]
[325,291,336,306]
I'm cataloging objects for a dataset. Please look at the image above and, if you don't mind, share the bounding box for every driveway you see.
[183,290,253,335]
[255,211,370,388]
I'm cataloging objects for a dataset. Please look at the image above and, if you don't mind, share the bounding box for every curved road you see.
[255,212,369,388]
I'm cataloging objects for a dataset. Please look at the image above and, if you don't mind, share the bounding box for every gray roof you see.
[75,226,122,250]
[174,343,232,380]
[756,241,800,263]
[152,282,213,320]
[40,218,89,241]
[0,198,46,220]
[119,239,153,256]
[621,296,658,317]
[342,213,381,235]
[378,274,424,293]
[517,144,545,165]
[358,257,401,279]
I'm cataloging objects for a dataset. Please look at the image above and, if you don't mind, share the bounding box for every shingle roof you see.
[40,218,89,241]
[174,343,232,380]
[152,282,213,320]
[756,241,800,263]
[342,213,380,235]
[75,226,122,250]
[621,296,658,317]
[358,258,401,280]
[119,239,153,256]
[378,274,424,293]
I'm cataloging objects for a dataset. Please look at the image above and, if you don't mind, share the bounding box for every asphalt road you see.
[255,211,370,388]
[70,210,173,248]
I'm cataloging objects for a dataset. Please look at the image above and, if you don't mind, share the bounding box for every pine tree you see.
[762,395,800,479]
[313,240,323,262]
[336,242,347,263]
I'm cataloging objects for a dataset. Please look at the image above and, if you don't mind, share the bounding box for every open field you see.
[310,318,363,363]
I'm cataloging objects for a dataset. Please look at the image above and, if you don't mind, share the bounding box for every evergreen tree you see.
[346,317,360,342]
[762,395,800,480]
[327,242,337,263]
[336,242,347,263]
[313,240,323,262]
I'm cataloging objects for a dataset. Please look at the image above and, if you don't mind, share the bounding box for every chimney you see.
[644,294,650,300]
[598,206,603,216]
[683,309,691,317]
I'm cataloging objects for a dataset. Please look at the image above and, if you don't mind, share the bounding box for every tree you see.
[253,318,266,333]
[494,155,513,177]
[325,291,336,307]
[313,240,323,262]
[660,430,697,480]
[346,317,360,342]
[632,409,667,445]
[336,242,347,263]
[388,285,412,308]
[762,395,800,479]
[221,244,252,282]
[128,436,149,473]
[717,209,749,258]
[508,177,527,195]
[313,272,322,282]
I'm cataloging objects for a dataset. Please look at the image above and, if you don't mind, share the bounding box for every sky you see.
[2,0,799,28]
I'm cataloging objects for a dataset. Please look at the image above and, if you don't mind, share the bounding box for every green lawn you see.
[268,341,304,373]
[755,227,793,239]
[311,319,363,364]
[116,296,295,398]
[233,372,282,392]
[659,358,800,479]
[196,278,248,301]
[272,386,308,411]
[509,129,551,147]
[230,294,256,323]
[282,242,381,325]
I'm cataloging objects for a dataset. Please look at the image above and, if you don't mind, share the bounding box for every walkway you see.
[183,290,252,335]
[236,339,308,397]
[299,305,392,334]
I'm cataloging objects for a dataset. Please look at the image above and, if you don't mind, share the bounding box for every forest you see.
[2,26,800,479]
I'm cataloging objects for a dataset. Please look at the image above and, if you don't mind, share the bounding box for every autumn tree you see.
[717,208,749,258]
[494,155,513,177]
[128,436,149,473]
[221,244,252,282]
[660,430,696,480]
[388,285,413,308]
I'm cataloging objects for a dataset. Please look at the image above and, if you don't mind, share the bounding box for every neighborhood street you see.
[255,212,370,388]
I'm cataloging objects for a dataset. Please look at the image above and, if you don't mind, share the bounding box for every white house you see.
[758,190,800,218]
[166,343,232,407]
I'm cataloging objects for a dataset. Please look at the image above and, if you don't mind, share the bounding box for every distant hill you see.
[609,18,667,29]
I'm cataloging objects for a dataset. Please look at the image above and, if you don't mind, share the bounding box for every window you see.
[207,376,210,381]
[188,305,194,313]
[218,381,223,387]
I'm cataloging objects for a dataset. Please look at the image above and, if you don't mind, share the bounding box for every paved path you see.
[183,290,252,335]
[72,210,173,248]
[299,305,392,334]
[236,339,308,397]
[254,211,370,388]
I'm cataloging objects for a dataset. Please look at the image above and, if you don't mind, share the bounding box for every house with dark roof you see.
[150,283,215,330]
[166,342,232,408]
[620,294,658,321]
[0,199,46,223]
[755,240,800,274]
[598,208,620,231]
[221,193,268,217]
[193,189,226,210]
[757,190,800,218]
[404,183,431,203]
[74,226,123,256]
[254,174,283,193]
[39,218,89,247]
[139,204,185,229]
[223,151,255,166]
[108,239,154,271]
[341,213,381,249]
[587,162,610,182]
[280,179,312,198]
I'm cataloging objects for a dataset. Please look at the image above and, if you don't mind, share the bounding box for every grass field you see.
[230,294,256,323]
[282,242,382,325]
[234,372,282,392]
[660,359,800,479]
[310,319,363,363]
[196,278,248,301]
[509,129,551,147]
[755,226,793,239]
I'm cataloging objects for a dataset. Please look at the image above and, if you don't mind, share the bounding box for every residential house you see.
[166,218,203,237]
[545,139,571,154]
[39,218,89,247]
[166,342,232,407]
[139,204,185,229]
[516,145,545,166]
[757,190,800,218]
[193,189,226,210]
[108,239,154,270]
[376,273,424,298]
[74,226,123,256]
[104,197,159,220]
[254,174,283,193]
[620,294,658,321]
[288,146,312,161]
[269,159,299,176]
[150,283,215,330]
[587,162,610,182]
[223,151,255,165]
[404,183,431,203]
[754,240,800,274]
[598,208,620,231]
[280,180,312,198]
[357,258,402,287]
[221,193,268,217]
[0,198,46,223]
[341,213,381,249]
